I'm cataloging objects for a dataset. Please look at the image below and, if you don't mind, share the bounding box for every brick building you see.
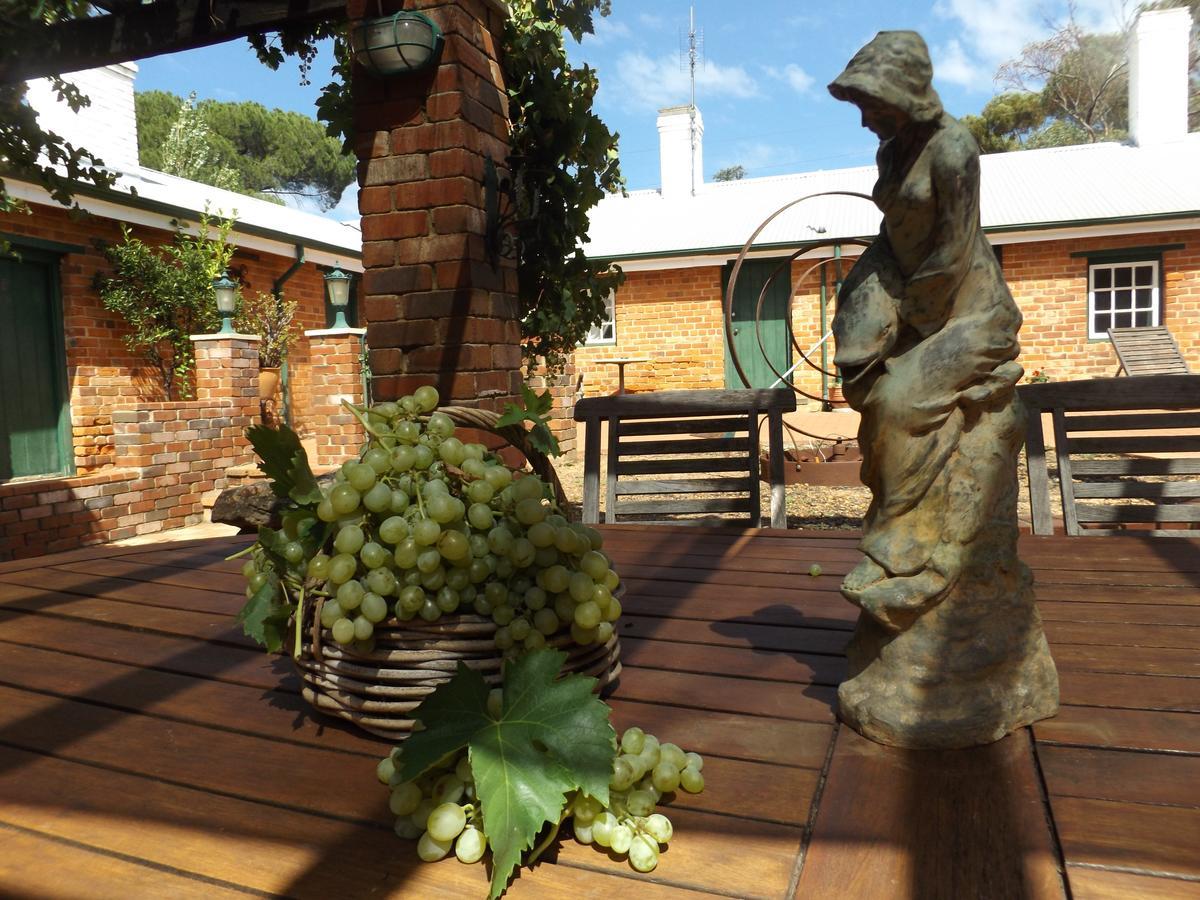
[0,63,365,558]
[576,8,1199,408]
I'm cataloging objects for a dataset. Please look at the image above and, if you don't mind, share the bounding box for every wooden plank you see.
[0,823,250,900]
[1038,745,1200,808]
[1072,481,1200,500]
[605,414,620,523]
[1058,671,1200,713]
[613,497,752,516]
[1072,458,1200,476]
[1049,643,1200,677]
[620,416,748,436]
[614,666,838,723]
[576,388,797,420]
[620,583,856,629]
[0,536,239,575]
[618,612,851,655]
[1051,796,1200,880]
[614,476,754,495]
[1065,411,1200,431]
[748,410,763,526]
[615,437,750,456]
[618,636,847,686]
[0,566,244,613]
[581,416,601,524]
[1039,601,1200,627]
[1044,620,1200,650]
[1068,435,1200,454]
[1035,706,1200,754]
[1037,584,1200,606]
[1074,503,1200,524]
[616,456,753,476]
[1025,407,1055,535]
[1052,408,1081,535]
[1020,375,1200,410]
[794,728,1065,900]
[1067,867,1200,900]
[49,556,247,594]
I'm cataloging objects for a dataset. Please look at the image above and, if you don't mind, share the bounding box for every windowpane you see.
[1114,289,1132,309]
[1093,313,1109,334]
[1135,311,1152,326]
[1093,268,1112,289]
[1135,265,1154,286]
[1135,288,1153,308]
[1088,259,1160,339]
[1115,312,1133,328]
[1094,292,1111,311]
[584,291,616,346]
[1114,267,1132,288]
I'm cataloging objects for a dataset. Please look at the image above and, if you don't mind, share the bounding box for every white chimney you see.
[25,63,141,171]
[657,105,704,199]
[1128,7,1190,147]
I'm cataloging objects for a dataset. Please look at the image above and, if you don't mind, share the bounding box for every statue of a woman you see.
[828,31,1058,748]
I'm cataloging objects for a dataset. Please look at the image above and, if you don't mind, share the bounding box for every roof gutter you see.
[273,244,306,299]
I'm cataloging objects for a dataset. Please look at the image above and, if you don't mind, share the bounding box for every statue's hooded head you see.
[828,31,944,125]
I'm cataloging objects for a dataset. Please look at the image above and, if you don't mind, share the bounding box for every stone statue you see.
[827,31,1059,749]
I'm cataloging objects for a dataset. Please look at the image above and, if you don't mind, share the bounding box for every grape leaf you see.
[399,650,616,899]
[496,384,561,458]
[245,423,323,505]
[235,577,294,653]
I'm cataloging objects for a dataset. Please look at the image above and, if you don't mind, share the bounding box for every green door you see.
[723,258,792,388]
[0,253,72,479]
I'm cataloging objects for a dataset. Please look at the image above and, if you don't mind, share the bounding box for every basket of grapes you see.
[235,385,623,739]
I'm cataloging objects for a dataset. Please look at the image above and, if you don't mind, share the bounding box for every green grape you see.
[317,497,337,522]
[532,546,557,569]
[417,548,442,574]
[379,516,408,545]
[570,622,598,645]
[680,765,705,793]
[461,458,487,480]
[685,752,704,772]
[331,618,355,644]
[596,621,615,644]
[621,727,646,755]
[467,503,494,531]
[533,608,560,635]
[390,490,412,515]
[363,446,392,474]
[553,527,578,554]
[413,518,441,547]
[660,743,688,771]
[361,591,389,623]
[486,525,514,555]
[346,463,377,492]
[422,478,449,498]
[281,541,305,564]
[455,756,473,783]
[554,593,576,623]
[438,437,466,467]
[307,554,331,579]
[337,579,365,610]
[320,599,344,628]
[626,789,656,817]
[573,600,602,630]
[592,810,618,847]
[363,481,392,513]
[398,585,425,614]
[376,755,396,784]
[427,411,455,438]
[644,813,674,844]
[241,560,258,579]
[391,445,417,471]
[486,688,504,718]
[395,420,421,445]
[390,782,422,816]
[610,757,635,791]
[604,570,621,591]
[483,464,512,491]
[526,520,555,548]
[438,530,470,562]
[512,475,542,502]
[509,537,536,569]
[468,534,490,558]
[492,604,515,626]
[524,586,548,611]
[444,568,470,592]
[592,584,614,612]
[580,550,609,581]
[514,497,546,525]
[359,542,388,570]
[568,572,595,603]
[435,587,460,613]
[523,631,546,651]
[424,494,454,525]
[629,834,659,872]
[330,484,361,516]
[573,821,594,844]
[248,572,270,592]
[426,802,467,842]
[413,445,435,470]
[483,581,508,607]
[334,524,365,555]
[328,553,358,585]
[372,401,400,420]
[467,558,491,584]
[572,793,602,822]
[509,618,531,641]
[472,595,493,616]
[414,385,439,412]
[582,525,604,550]
[420,567,446,591]
[652,761,681,793]
[419,599,440,621]
[605,597,623,622]
[403,570,423,587]
[394,818,422,840]
[417,831,453,862]
[610,822,633,855]
[465,479,494,504]
[394,538,419,569]
[455,825,486,864]
[623,754,648,782]
[541,565,569,594]
[494,626,514,650]
[463,442,485,461]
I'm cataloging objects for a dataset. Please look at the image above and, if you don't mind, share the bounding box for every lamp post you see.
[324,267,353,329]
[351,11,443,76]
[212,272,238,335]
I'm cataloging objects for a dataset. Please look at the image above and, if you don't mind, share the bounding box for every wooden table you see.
[594,357,650,394]
[0,528,1197,898]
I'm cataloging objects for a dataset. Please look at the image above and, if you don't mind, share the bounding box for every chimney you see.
[657,105,704,199]
[25,63,141,171]
[1128,7,1190,147]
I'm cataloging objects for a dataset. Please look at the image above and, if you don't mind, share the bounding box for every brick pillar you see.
[305,328,368,469]
[529,355,578,458]
[190,334,261,408]
[351,0,521,414]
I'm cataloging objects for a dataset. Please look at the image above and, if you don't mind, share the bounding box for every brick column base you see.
[190,334,261,407]
[305,328,367,469]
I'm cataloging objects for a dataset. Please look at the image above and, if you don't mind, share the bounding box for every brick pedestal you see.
[351,0,521,414]
[305,328,368,468]
[191,334,261,407]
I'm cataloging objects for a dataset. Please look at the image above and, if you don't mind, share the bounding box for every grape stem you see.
[341,400,388,439]
[224,544,256,562]
[293,585,305,658]
[526,814,564,867]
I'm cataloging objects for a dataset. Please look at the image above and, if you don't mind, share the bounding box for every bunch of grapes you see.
[240,385,624,657]
[377,706,706,876]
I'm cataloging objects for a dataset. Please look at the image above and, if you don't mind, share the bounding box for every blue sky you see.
[135,0,1129,218]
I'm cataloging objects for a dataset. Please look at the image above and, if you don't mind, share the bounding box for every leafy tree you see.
[961,92,1048,152]
[136,90,355,210]
[713,164,747,181]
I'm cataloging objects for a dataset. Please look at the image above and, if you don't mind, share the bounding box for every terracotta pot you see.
[259,367,281,401]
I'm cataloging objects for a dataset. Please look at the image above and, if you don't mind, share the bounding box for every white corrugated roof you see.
[585,137,1200,260]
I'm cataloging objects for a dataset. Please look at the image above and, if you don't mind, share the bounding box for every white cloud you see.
[581,16,632,47]
[609,52,758,111]
[637,12,666,29]
[764,63,815,95]
[932,38,987,88]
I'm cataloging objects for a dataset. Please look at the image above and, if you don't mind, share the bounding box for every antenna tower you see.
[682,6,703,195]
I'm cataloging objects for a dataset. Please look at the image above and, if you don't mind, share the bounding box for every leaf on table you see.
[246,424,323,505]
[235,578,294,653]
[399,650,616,899]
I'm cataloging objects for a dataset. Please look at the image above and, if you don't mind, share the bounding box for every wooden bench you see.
[1019,375,1200,536]
[1108,325,1191,376]
[574,389,797,528]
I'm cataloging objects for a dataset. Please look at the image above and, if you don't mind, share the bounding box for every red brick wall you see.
[0,201,336,471]
[306,331,367,468]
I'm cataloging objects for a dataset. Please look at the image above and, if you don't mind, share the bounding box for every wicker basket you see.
[292,403,618,739]
[295,600,622,739]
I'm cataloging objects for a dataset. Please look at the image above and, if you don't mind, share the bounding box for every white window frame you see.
[1088,259,1161,340]
[583,290,616,346]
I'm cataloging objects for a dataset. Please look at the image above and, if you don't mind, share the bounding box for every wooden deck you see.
[0,526,1197,899]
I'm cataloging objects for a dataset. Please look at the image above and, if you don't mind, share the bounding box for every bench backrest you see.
[574,389,797,528]
[1019,375,1200,536]
[1108,326,1191,376]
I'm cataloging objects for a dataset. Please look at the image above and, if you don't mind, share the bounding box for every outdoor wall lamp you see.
[212,272,238,334]
[324,267,353,329]
[351,10,443,76]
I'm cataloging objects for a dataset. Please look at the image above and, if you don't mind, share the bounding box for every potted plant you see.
[237,291,300,400]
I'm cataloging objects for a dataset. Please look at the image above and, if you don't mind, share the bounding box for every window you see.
[1088,260,1159,339]
[584,290,616,345]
